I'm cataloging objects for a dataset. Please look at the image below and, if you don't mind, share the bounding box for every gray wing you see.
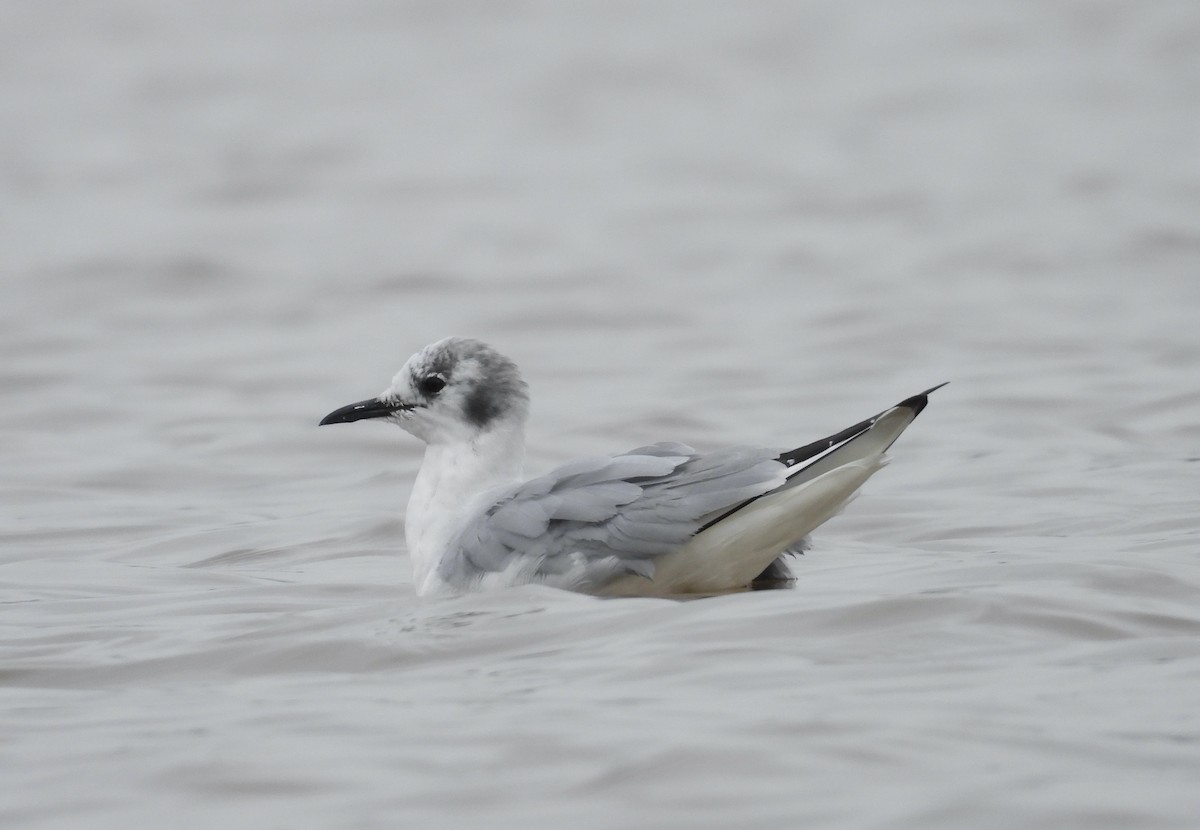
[437,442,788,591]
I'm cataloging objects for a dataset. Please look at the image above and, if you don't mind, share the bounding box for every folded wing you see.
[439,384,945,593]
[438,443,787,591]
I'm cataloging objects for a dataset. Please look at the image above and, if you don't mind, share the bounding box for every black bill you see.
[319,397,412,426]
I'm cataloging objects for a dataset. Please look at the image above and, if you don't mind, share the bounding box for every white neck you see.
[405,421,526,594]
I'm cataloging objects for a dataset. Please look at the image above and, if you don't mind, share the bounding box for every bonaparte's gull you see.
[321,337,944,597]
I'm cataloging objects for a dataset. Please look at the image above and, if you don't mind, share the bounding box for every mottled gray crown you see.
[411,337,529,429]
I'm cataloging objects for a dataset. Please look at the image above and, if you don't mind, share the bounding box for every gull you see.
[320,337,944,597]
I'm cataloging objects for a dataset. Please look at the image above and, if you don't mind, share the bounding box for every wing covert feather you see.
[437,444,786,589]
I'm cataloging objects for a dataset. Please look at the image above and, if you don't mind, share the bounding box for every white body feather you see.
[406,425,525,595]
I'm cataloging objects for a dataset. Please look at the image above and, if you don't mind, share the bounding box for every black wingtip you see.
[896,381,950,417]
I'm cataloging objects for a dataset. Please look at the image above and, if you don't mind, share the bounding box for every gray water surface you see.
[4,2,1200,828]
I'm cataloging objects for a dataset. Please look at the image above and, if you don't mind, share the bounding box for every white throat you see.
[404,421,526,594]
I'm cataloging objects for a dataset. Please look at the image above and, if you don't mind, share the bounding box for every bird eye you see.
[419,375,446,396]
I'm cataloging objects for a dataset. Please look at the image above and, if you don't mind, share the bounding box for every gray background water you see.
[4,2,1200,828]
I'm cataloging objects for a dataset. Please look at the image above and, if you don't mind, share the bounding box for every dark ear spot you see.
[465,384,504,428]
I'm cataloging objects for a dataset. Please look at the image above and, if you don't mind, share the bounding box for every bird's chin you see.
[393,410,432,440]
